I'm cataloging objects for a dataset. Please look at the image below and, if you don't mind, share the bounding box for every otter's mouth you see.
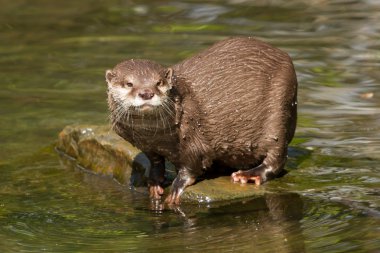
[137,104,156,112]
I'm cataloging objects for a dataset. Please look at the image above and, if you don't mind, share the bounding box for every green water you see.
[1,0,379,252]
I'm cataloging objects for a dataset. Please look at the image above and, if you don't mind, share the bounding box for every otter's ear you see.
[165,68,174,87]
[105,70,116,85]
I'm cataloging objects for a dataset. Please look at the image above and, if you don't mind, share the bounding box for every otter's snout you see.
[138,89,155,100]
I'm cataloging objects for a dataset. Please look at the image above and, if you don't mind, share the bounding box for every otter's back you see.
[173,37,297,148]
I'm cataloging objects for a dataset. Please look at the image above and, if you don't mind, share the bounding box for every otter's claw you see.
[231,170,262,186]
[165,191,182,205]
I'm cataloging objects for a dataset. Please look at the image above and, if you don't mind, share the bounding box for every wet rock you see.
[56,125,149,186]
[181,177,267,202]
[57,125,268,203]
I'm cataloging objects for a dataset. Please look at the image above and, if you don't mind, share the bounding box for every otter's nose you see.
[138,89,155,100]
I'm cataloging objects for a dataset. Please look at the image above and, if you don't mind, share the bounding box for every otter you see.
[105,37,297,204]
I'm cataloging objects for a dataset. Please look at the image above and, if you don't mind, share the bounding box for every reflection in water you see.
[156,193,307,253]
[1,0,380,252]
[1,154,380,252]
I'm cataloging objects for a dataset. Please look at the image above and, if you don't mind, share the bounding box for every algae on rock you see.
[57,124,269,203]
[57,125,149,186]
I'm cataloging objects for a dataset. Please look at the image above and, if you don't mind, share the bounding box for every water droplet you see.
[245,141,252,151]
[269,135,278,141]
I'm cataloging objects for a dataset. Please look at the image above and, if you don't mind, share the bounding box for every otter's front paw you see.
[231,170,262,186]
[165,180,186,205]
[149,185,164,199]
[165,189,183,205]
[165,172,196,205]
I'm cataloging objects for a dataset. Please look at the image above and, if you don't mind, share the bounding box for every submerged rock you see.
[57,125,268,202]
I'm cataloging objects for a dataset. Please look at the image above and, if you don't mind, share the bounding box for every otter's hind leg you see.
[232,69,297,185]
[231,145,287,185]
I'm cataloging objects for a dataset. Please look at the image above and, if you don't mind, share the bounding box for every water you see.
[1,0,379,252]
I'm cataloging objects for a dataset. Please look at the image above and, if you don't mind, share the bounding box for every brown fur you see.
[106,37,298,204]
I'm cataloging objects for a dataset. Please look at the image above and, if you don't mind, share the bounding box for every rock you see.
[56,125,149,186]
[57,124,269,203]
[181,177,267,202]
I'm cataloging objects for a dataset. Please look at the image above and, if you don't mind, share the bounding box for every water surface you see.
[0,0,379,252]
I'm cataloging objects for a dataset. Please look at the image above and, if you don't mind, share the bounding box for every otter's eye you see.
[156,80,163,87]
[123,82,133,88]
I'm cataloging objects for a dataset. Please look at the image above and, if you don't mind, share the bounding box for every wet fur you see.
[106,37,298,204]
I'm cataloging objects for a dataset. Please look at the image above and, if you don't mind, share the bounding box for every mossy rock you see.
[57,125,269,203]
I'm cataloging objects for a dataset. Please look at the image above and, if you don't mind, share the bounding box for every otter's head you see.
[106,59,174,113]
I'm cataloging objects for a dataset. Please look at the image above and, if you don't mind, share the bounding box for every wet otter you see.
[106,37,297,204]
